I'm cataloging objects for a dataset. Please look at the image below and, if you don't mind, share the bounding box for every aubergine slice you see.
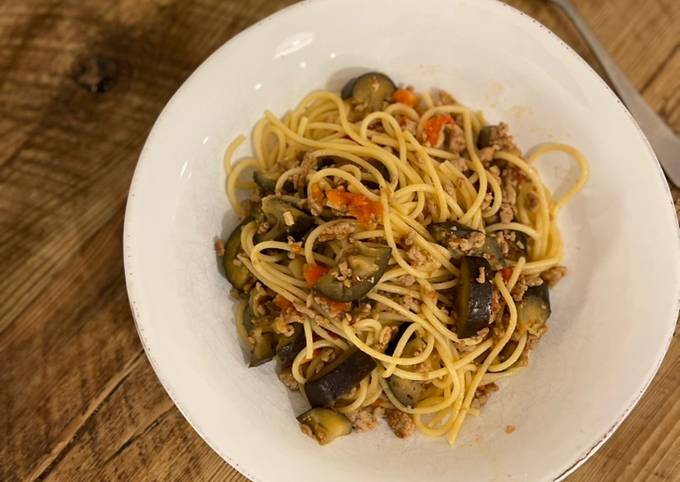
[505,231,529,262]
[385,322,408,355]
[517,284,551,335]
[341,72,396,111]
[387,375,426,408]
[297,408,352,445]
[222,220,252,291]
[386,337,427,407]
[253,170,279,194]
[430,221,504,269]
[277,324,306,368]
[304,348,377,407]
[430,221,477,244]
[242,305,277,367]
[254,169,295,195]
[315,244,392,302]
[255,196,315,243]
[477,125,494,149]
[457,256,493,338]
[250,331,277,367]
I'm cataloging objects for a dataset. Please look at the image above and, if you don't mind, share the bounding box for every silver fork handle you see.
[550,0,680,185]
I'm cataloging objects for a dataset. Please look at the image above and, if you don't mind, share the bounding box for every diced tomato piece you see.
[303,263,329,286]
[326,189,382,227]
[310,183,324,203]
[327,299,352,316]
[423,114,453,146]
[274,294,295,311]
[501,267,513,282]
[393,88,417,107]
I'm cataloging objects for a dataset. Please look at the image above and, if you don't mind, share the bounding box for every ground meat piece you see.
[451,154,470,173]
[490,289,502,319]
[393,275,416,287]
[373,325,399,352]
[445,123,467,155]
[402,231,417,247]
[405,243,428,265]
[445,230,486,254]
[273,314,299,337]
[290,152,318,190]
[249,282,270,317]
[492,314,508,341]
[454,327,489,348]
[442,181,456,197]
[402,118,417,135]
[494,231,511,256]
[286,238,303,258]
[476,266,486,284]
[484,123,520,155]
[278,369,299,391]
[527,321,548,339]
[470,382,499,410]
[312,295,352,321]
[511,276,528,301]
[499,203,514,223]
[384,409,415,439]
[401,295,421,313]
[526,276,543,287]
[478,146,496,164]
[434,88,457,106]
[505,425,516,434]
[481,192,494,210]
[257,220,272,234]
[403,234,440,272]
[346,405,385,432]
[502,181,517,206]
[300,422,316,441]
[318,221,356,242]
[423,198,438,220]
[526,191,540,212]
[332,260,353,284]
[214,239,225,257]
[541,265,567,287]
[526,330,547,352]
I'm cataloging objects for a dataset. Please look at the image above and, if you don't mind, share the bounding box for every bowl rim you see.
[123,0,680,480]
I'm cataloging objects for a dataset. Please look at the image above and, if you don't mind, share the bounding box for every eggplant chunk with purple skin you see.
[304,348,377,407]
[254,196,315,243]
[505,230,529,262]
[456,256,493,338]
[242,305,277,367]
[341,72,396,112]
[253,169,279,194]
[315,243,392,302]
[477,125,495,149]
[221,219,252,291]
[276,324,306,368]
[429,221,504,270]
[386,337,427,408]
[517,284,551,335]
[297,408,352,445]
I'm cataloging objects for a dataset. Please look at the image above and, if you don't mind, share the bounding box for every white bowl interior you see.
[124,0,680,480]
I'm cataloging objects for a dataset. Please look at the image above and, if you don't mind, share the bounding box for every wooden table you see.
[1,0,678,480]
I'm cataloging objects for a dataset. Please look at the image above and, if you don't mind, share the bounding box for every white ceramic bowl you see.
[124,0,680,480]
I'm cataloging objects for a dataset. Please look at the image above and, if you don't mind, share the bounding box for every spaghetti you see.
[218,72,588,445]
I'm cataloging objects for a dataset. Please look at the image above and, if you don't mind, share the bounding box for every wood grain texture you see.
[0,0,678,481]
